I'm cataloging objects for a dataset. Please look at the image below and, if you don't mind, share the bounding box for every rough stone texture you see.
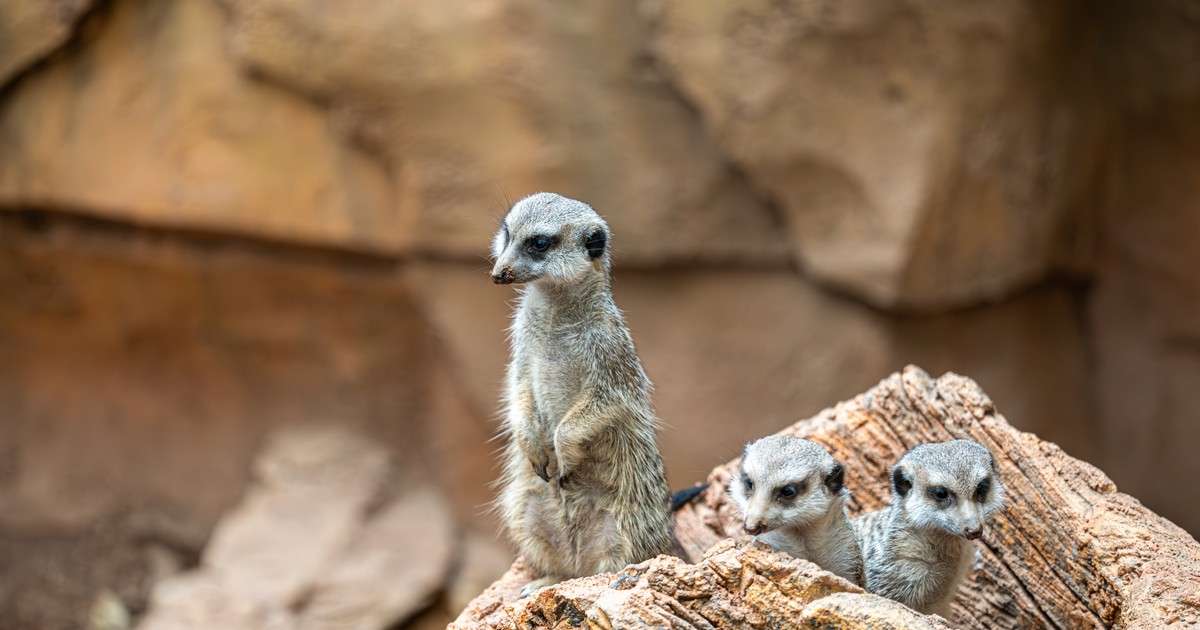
[453,539,950,630]
[885,284,1099,465]
[137,425,455,630]
[1,0,790,266]
[0,0,94,86]
[448,531,522,617]
[0,0,398,252]
[645,0,1102,309]
[456,367,1200,629]
[215,0,789,267]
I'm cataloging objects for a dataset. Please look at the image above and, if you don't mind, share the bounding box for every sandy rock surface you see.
[454,367,1200,629]
[644,0,1101,310]
[0,0,94,85]
[137,426,454,630]
[453,539,950,630]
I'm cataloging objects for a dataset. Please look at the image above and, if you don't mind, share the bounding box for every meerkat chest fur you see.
[513,280,629,439]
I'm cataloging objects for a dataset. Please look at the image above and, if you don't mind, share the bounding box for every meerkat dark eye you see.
[930,487,951,502]
[744,477,753,491]
[975,479,991,500]
[779,485,797,499]
[531,236,551,252]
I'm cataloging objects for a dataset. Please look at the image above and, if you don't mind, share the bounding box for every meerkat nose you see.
[492,269,513,284]
[744,523,764,536]
[964,527,982,540]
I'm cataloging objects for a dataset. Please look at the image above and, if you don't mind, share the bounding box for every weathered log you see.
[452,366,1200,629]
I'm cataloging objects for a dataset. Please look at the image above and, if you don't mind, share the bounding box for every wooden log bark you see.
[452,366,1200,629]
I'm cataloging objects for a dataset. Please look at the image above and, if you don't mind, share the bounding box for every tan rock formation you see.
[214,0,790,266]
[0,0,94,85]
[0,211,446,532]
[137,425,455,630]
[453,539,952,630]
[3,0,1200,626]
[645,0,1102,309]
[453,367,1200,629]
[0,0,398,252]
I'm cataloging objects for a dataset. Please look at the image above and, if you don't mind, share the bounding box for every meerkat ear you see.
[825,462,845,493]
[584,228,607,260]
[892,467,913,497]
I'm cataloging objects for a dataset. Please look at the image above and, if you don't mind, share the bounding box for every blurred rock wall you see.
[0,0,1197,627]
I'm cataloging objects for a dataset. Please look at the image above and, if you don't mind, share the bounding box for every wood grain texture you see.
[453,366,1200,629]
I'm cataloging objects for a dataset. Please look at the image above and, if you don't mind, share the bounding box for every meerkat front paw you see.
[528,451,554,482]
[554,452,576,488]
[515,432,555,482]
[520,576,560,599]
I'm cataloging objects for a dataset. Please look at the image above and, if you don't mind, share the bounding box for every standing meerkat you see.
[490,193,675,597]
[730,436,864,586]
[852,440,1006,619]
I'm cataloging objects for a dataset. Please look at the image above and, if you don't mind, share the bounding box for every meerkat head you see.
[889,439,1006,540]
[490,193,609,286]
[730,435,848,536]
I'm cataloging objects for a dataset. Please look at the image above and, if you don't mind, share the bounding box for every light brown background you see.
[1,0,1198,626]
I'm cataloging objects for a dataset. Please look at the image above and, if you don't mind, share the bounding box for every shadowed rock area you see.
[453,367,1200,629]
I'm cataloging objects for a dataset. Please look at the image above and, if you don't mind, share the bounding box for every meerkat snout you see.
[730,435,863,585]
[489,193,609,287]
[888,441,1005,542]
[732,438,844,536]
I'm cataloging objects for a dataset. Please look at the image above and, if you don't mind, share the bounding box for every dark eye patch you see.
[524,234,558,259]
[928,486,952,502]
[744,476,753,492]
[778,481,806,499]
[975,478,991,500]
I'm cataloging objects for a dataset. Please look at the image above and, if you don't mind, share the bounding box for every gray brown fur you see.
[730,436,864,586]
[852,440,1006,619]
[491,193,675,597]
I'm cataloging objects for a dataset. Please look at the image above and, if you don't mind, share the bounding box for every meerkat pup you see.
[853,439,1006,619]
[491,193,675,597]
[729,435,864,586]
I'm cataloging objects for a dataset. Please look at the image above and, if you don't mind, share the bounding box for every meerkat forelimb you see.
[852,439,1006,619]
[729,435,864,586]
[490,193,676,598]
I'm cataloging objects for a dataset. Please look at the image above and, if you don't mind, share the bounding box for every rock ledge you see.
[453,366,1200,629]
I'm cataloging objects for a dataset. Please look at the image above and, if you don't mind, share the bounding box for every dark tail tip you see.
[670,483,710,511]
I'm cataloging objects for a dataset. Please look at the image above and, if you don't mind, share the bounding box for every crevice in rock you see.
[0,205,406,271]
[0,0,108,95]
